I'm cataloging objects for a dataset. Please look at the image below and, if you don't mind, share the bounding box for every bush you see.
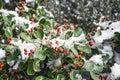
[0,0,120,80]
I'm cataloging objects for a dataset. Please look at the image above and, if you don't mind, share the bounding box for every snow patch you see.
[89,55,103,64]
[111,63,120,79]
[0,49,6,59]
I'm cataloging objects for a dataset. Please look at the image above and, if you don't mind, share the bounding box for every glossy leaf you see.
[33,59,40,72]
[65,31,73,39]
[20,32,33,42]
[77,45,91,53]
[74,27,82,37]
[90,71,99,80]
[70,70,81,80]
[56,74,65,80]
[27,59,35,75]
[70,47,78,55]
[36,29,44,40]
[4,29,11,37]
[35,48,46,60]
[83,62,94,71]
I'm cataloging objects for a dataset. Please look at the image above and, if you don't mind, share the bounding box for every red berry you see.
[87,33,92,38]
[49,42,52,46]
[54,47,58,51]
[95,29,98,32]
[58,47,64,53]
[89,41,94,46]
[28,53,32,57]
[74,62,80,67]
[64,19,69,23]
[24,52,27,55]
[7,36,12,43]
[63,65,66,70]
[74,24,78,28]
[55,41,59,45]
[67,71,70,76]
[30,49,34,54]
[24,48,27,52]
[30,18,34,22]
[79,51,83,55]
[111,28,114,30]
[53,51,57,57]
[57,28,61,34]
[74,54,81,58]
[62,27,66,31]
[53,69,58,73]
[65,48,69,55]
[54,23,60,29]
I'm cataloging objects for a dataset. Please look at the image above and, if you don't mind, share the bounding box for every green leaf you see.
[65,31,73,39]
[27,59,35,75]
[45,48,59,60]
[18,61,26,71]
[0,78,4,80]
[114,32,120,40]
[0,0,2,9]
[33,59,40,72]
[90,71,99,80]
[50,19,54,29]
[102,54,109,61]
[74,27,82,37]
[4,29,11,37]
[11,22,16,30]
[39,18,51,28]
[35,48,46,60]
[92,64,103,73]
[45,20,51,28]
[77,45,91,53]
[22,24,29,30]
[70,47,78,55]
[83,62,94,71]
[56,74,65,80]
[39,18,46,25]
[70,70,81,80]
[0,16,3,21]
[36,29,44,40]
[12,48,21,60]
[36,76,44,80]
[20,32,33,42]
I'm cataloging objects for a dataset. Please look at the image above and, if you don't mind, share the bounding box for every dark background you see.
[2,0,120,32]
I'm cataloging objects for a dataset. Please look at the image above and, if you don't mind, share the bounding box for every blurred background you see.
[2,0,120,32]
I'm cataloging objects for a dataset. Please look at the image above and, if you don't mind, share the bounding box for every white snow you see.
[111,63,120,79]
[11,39,38,60]
[13,17,29,26]
[0,9,18,17]
[13,61,20,69]
[0,48,6,59]
[89,54,103,64]
[114,52,120,64]
[5,0,10,3]
[75,74,82,79]
[47,58,61,67]
[98,44,113,59]
[50,30,86,49]
[12,17,38,31]
[93,21,120,44]
[26,0,35,3]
